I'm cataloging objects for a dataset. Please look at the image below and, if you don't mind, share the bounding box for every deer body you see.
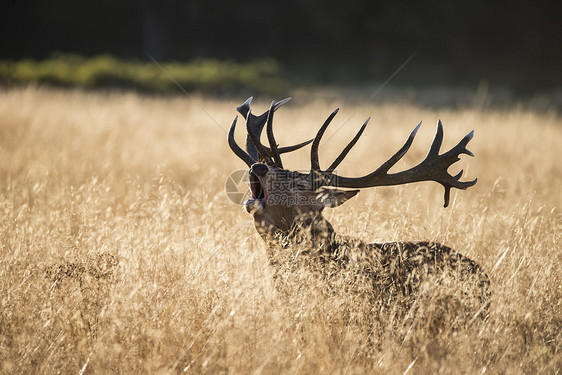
[248,169,490,306]
[229,97,490,313]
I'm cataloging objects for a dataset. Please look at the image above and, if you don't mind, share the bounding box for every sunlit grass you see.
[0,87,560,373]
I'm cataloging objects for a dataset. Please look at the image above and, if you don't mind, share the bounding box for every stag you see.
[228,97,490,318]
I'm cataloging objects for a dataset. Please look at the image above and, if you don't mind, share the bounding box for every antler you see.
[232,97,312,167]
[228,98,477,207]
[312,115,476,207]
[228,116,254,167]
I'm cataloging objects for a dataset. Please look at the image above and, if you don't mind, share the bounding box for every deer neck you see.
[254,212,337,254]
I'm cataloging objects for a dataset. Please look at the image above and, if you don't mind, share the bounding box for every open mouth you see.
[249,173,266,200]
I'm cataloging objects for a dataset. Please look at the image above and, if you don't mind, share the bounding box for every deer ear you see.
[315,188,360,208]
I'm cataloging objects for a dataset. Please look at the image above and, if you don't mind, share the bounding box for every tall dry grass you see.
[0,87,560,374]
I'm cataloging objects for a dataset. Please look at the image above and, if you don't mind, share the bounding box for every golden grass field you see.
[0,87,560,374]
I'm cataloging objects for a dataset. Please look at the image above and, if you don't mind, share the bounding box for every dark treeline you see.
[1,0,560,88]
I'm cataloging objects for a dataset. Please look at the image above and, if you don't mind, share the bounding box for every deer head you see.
[228,97,477,238]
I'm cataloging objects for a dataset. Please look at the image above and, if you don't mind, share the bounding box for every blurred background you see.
[1,0,560,108]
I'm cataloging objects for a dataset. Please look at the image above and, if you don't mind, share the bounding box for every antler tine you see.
[266,100,283,168]
[326,116,370,173]
[264,96,313,158]
[278,139,313,154]
[228,116,255,167]
[426,120,474,161]
[444,128,475,158]
[311,108,339,170]
[267,96,313,158]
[427,120,443,157]
[273,97,292,111]
[246,109,275,165]
[236,96,253,119]
[375,122,422,175]
[328,120,476,207]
